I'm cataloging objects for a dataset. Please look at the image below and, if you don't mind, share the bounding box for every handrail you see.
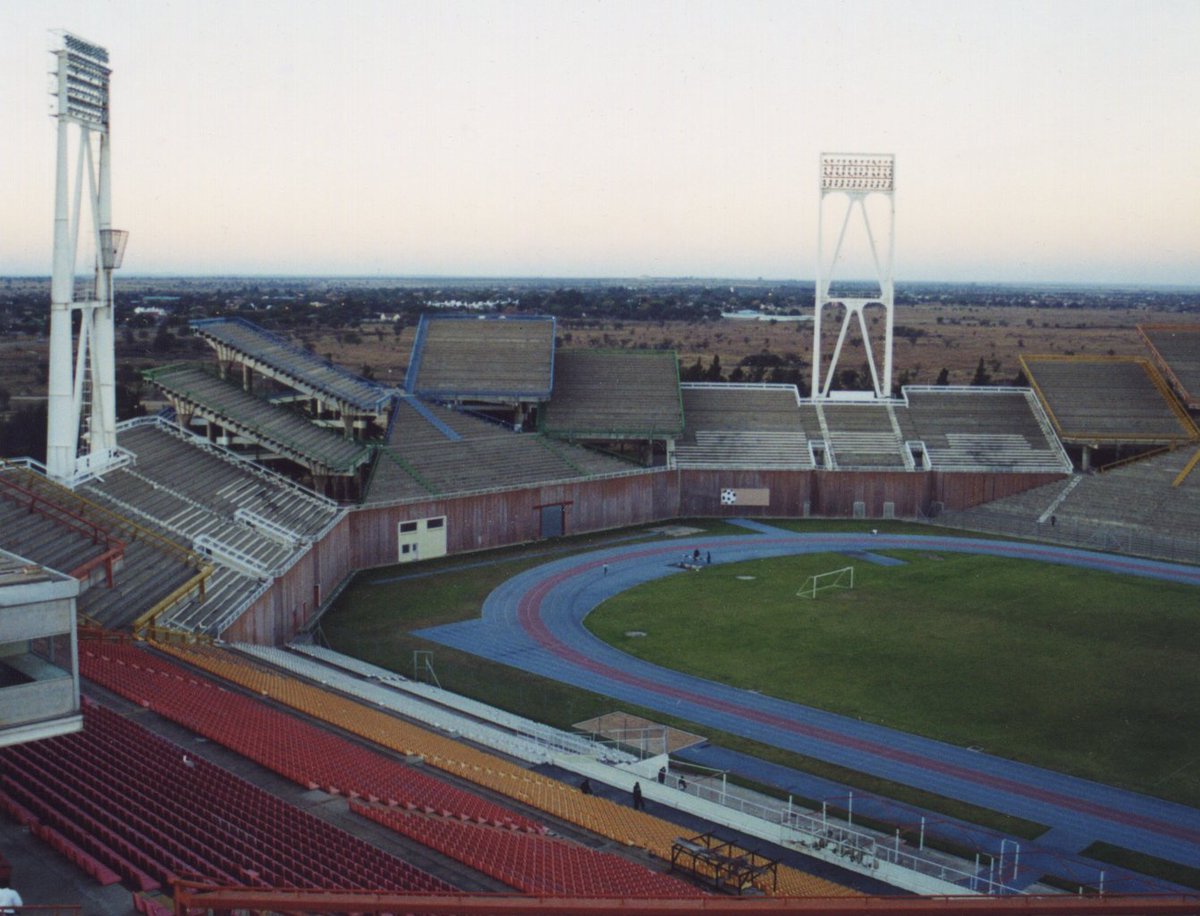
[0,468,126,585]
[1173,447,1200,488]
[131,565,214,637]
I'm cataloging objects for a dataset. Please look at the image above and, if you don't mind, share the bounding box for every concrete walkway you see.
[418,527,1200,891]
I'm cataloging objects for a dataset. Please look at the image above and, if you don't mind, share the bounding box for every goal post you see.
[797,566,855,599]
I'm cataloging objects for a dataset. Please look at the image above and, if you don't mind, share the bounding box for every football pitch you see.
[584,550,1200,808]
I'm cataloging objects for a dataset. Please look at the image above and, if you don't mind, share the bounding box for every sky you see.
[2,0,1198,284]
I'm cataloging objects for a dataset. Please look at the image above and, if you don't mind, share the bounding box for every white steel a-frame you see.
[811,153,895,400]
[46,31,128,485]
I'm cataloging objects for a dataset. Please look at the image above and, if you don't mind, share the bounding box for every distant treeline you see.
[2,278,1196,337]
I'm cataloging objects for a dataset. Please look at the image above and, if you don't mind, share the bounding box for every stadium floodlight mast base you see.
[46,30,127,486]
[811,153,895,400]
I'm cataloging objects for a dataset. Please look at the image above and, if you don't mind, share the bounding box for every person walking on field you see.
[632,781,645,811]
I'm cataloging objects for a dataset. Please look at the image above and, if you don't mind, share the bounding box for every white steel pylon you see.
[811,153,895,399]
[46,31,127,485]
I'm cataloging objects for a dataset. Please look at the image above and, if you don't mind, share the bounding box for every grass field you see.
[320,519,1200,888]
[584,550,1200,807]
[321,521,1055,836]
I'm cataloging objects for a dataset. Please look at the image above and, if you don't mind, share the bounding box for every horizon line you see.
[3,273,1198,292]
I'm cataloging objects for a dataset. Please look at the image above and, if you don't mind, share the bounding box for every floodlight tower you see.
[811,153,895,399]
[46,30,127,485]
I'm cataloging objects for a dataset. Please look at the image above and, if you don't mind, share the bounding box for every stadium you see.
[4,30,1200,916]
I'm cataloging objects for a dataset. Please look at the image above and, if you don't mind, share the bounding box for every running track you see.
[417,527,1200,882]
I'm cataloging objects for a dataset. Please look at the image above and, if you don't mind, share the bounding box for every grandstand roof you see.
[1020,355,1198,444]
[146,364,373,475]
[405,314,555,401]
[1139,324,1200,410]
[540,349,684,440]
[367,401,638,504]
[191,317,393,413]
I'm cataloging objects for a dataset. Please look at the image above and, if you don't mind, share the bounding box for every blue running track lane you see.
[416,528,1200,890]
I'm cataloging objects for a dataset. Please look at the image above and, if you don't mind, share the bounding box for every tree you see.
[152,325,175,353]
[705,354,723,382]
[970,357,992,387]
[935,367,950,386]
[680,357,705,382]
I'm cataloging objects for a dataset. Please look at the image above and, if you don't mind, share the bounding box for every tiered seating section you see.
[388,398,502,446]
[902,388,1071,473]
[76,421,343,634]
[1139,324,1200,410]
[79,641,540,832]
[675,386,1069,473]
[0,699,451,893]
[542,350,684,439]
[146,641,856,899]
[0,465,204,631]
[676,385,813,469]
[191,317,392,413]
[406,315,556,400]
[367,399,638,504]
[1020,356,1198,443]
[946,446,1200,553]
[145,364,372,474]
[819,403,908,469]
[0,467,120,583]
[112,422,342,540]
[355,802,696,896]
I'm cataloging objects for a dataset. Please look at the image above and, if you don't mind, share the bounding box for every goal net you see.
[796,566,854,599]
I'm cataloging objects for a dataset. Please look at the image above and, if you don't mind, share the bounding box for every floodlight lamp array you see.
[821,154,894,192]
[50,31,111,129]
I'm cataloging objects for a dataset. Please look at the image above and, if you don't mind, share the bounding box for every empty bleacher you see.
[1139,324,1200,409]
[0,468,118,582]
[145,641,858,898]
[939,446,1200,563]
[355,802,696,896]
[541,350,684,440]
[1021,356,1197,443]
[191,317,393,414]
[676,431,814,469]
[366,432,638,504]
[676,385,813,469]
[145,364,373,475]
[0,465,206,631]
[819,402,908,469]
[387,397,502,447]
[902,388,1072,473]
[70,419,344,634]
[0,699,449,892]
[406,315,555,400]
[79,641,545,832]
[111,421,342,540]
